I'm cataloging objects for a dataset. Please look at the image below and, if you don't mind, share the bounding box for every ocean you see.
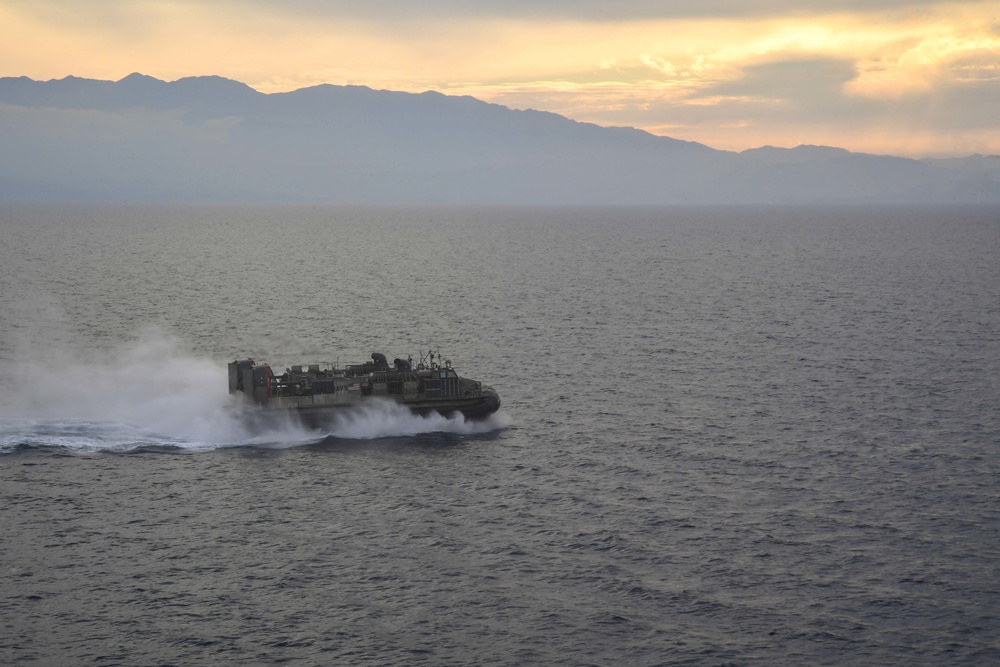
[1,203,998,666]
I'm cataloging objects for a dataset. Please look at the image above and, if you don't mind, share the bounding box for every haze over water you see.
[1,204,998,665]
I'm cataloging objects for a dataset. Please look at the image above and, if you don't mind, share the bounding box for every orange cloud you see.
[1,0,997,156]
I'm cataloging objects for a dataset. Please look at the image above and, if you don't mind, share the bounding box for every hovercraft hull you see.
[229,352,501,426]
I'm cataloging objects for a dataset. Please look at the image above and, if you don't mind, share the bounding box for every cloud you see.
[1,0,998,156]
[174,0,985,22]
[587,54,1000,154]
[2,0,985,27]
[700,57,859,105]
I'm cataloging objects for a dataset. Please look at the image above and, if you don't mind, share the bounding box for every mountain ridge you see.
[0,73,996,204]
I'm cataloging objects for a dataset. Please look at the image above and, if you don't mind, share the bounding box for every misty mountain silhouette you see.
[1,73,997,204]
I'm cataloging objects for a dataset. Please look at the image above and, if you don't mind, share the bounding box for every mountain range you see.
[1,73,998,205]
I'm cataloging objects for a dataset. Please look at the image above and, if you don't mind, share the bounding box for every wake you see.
[0,329,508,454]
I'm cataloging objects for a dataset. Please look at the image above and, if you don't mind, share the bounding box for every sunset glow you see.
[2,0,998,156]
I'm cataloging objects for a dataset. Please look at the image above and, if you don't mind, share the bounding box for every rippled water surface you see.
[1,204,999,665]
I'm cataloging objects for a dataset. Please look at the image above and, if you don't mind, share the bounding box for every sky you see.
[2,0,999,157]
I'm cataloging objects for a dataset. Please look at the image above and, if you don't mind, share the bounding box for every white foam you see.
[0,327,508,453]
[323,399,511,440]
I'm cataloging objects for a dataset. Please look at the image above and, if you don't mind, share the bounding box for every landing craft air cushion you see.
[229,351,500,426]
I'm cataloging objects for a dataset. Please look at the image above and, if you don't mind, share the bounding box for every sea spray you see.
[0,327,260,444]
[322,399,510,440]
[0,328,508,453]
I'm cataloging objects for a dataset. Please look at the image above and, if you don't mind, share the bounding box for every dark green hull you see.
[229,353,501,425]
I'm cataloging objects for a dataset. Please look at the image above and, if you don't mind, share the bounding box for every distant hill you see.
[1,73,997,204]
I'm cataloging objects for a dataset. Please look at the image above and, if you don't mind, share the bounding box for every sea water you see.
[1,203,998,665]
